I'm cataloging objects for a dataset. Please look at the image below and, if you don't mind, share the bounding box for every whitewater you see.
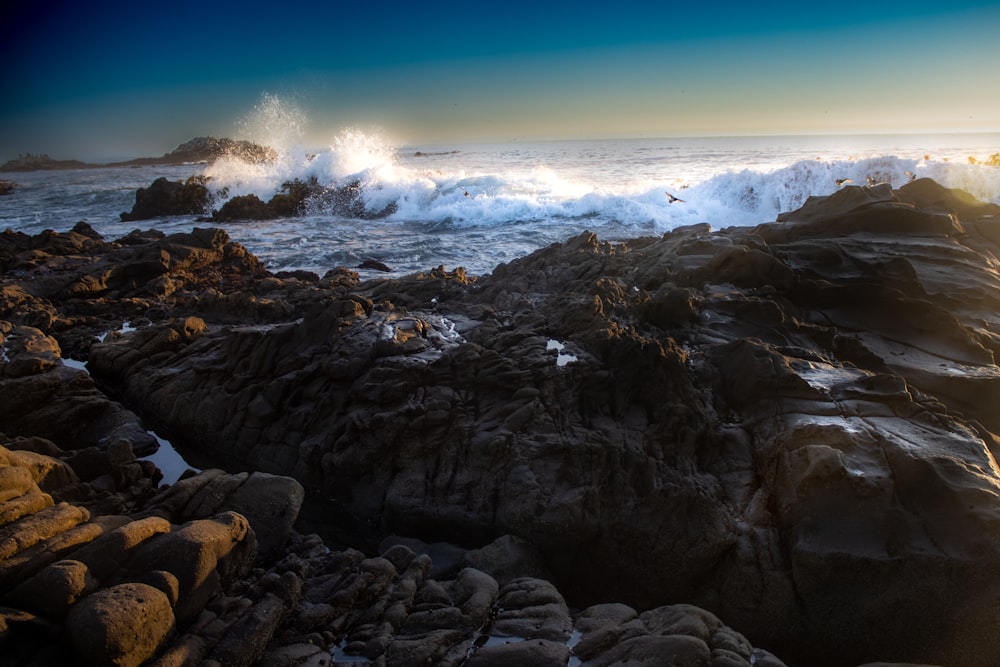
[2,106,998,277]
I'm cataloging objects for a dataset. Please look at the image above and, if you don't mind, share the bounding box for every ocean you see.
[2,131,999,278]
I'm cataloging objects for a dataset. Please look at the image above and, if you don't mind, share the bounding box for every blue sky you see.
[2,1,998,160]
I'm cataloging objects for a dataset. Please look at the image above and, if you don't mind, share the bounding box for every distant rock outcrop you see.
[122,136,278,166]
[0,153,90,172]
[1,136,276,172]
[0,179,17,195]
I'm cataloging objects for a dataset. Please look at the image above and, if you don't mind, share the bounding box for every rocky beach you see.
[3,176,1000,666]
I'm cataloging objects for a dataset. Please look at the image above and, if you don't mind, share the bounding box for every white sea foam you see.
[196,119,1000,237]
[3,99,997,278]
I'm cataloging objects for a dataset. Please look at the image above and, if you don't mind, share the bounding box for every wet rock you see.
[211,193,274,221]
[205,178,398,222]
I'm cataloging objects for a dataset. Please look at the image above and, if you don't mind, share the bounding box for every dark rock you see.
[205,177,397,222]
[0,441,787,667]
[158,136,276,165]
[211,193,275,221]
[208,178,325,222]
[358,259,392,272]
[137,470,304,562]
[0,179,15,195]
[120,176,210,221]
[6,178,1000,667]
[466,639,570,666]
[82,181,1000,667]
[273,270,320,283]
[0,353,157,456]
[462,534,550,586]
[895,176,1000,219]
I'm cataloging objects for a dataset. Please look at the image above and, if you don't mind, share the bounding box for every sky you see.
[1,1,998,161]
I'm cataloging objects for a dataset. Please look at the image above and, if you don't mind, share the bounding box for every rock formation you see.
[119,175,400,223]
[4,178,1000,665]
[0,307,785,667]
[119,176,211,221]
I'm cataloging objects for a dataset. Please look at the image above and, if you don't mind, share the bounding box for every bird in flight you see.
[665,192,685,203]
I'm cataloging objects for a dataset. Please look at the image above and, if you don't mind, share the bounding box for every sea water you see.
[2,127,998,278]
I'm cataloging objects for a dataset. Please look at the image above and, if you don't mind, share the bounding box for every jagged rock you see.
[162,137,276,165]
[7,179,1000,666]
[0,224,270,359]
[205,177,398,222]
[211,193,274,221]
[81,182,1000,666]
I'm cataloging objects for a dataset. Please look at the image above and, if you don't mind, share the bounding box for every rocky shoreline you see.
[3,178,1000,666]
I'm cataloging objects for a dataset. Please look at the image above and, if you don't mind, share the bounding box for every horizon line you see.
[3,128,998,165]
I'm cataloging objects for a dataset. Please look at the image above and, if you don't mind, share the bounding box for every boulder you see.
[120,176,210,221]
[138,470,304,562]
[65,582,175,666]
[119,512,257,623]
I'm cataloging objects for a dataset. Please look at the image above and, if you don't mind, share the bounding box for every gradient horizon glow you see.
[1,1,998,161]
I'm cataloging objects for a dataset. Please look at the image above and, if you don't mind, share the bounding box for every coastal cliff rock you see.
[4,178,1000,665]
